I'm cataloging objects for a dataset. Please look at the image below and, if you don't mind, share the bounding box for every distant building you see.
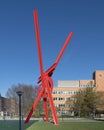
[93,71,104,91]
[0,95,16,117]
[52,70,104,116]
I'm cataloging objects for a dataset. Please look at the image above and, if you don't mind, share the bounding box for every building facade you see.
[52,70,104,115]
[0,95,16,118]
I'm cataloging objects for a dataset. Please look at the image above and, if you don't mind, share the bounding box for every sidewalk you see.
[0,117,103,122]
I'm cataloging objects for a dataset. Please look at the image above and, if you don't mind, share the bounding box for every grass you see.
[0,120,104,130]
[26,122,104,130]
[0,120,34,130]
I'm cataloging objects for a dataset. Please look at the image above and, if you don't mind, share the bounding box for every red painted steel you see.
[55,32,74,65]
[43,98,49,122]
[34,10,44,78]
[25,10,74,125]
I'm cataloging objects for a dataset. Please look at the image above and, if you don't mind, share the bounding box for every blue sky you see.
[0,0,104,97]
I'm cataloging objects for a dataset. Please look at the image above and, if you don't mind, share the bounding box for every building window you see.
[53,97,57,100]
[52,91,58,94]
[58,98,65,101]
[59,104,65,108]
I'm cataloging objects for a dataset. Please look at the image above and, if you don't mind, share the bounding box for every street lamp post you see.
[16,90,24,130]
[3,106,6,121]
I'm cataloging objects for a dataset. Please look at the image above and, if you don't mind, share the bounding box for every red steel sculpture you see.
[25,10,74,125]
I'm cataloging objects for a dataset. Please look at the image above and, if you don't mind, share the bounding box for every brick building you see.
[52,70,104,115]
[0,94,16,117]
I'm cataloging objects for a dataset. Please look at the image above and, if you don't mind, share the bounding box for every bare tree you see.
[6,84,37,116]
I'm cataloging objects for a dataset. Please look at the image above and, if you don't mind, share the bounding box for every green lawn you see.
[27,122,104,130]
[0,121,104,130]
[0,120,34,130]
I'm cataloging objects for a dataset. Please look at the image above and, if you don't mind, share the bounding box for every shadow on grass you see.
[24,120,38,130]
[0,120,38,130]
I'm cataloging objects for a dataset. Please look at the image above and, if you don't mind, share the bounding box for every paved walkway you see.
[59,118,104,122]
[0,117,104,122]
